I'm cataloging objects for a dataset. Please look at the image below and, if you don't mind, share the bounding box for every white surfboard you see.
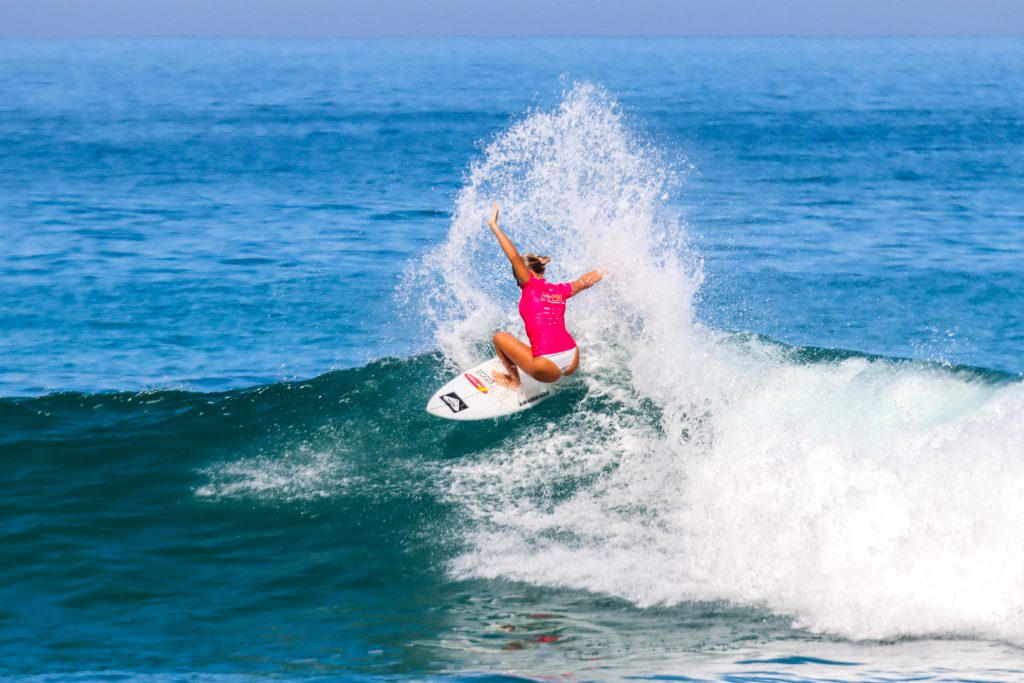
[426,357,554,420]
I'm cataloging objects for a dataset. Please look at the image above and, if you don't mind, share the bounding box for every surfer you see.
[486,202,605,388]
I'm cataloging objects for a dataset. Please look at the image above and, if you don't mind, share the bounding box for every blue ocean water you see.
[1,37,1024,682]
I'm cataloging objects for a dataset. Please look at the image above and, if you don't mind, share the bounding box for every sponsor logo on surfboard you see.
[518,392,550,407]
[441,392,468,413]
[464,373,489,394]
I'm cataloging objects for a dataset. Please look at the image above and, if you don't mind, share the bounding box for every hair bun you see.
[521,253,551,275]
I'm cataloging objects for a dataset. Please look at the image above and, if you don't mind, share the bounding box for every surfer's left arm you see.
[486,202,532,285]
[570,269,606,295]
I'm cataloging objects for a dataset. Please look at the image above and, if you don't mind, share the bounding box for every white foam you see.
[195,444,356,502]
[423,83,1024,642]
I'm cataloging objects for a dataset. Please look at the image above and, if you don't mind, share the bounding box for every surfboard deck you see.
[425,357,553,420]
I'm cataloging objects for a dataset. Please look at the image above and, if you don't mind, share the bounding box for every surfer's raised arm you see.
[486,202,532,285]
[571,269,606,295]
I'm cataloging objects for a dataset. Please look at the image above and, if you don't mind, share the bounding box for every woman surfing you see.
[486,202,605,389]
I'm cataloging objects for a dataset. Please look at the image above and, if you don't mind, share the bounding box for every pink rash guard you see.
[518,276,576,356]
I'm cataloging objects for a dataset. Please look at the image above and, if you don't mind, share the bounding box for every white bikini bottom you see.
[539,347,577,373]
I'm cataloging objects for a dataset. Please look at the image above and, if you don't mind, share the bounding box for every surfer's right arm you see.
[487,202,532,285]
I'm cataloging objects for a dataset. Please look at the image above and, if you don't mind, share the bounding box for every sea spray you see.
[424,84,1024,642]
[410,83,704,383]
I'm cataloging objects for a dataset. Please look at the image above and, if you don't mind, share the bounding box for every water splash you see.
[411,83,704,381]
[421,83,1024,643]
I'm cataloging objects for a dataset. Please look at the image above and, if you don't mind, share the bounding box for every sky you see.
[2,0,1023,37]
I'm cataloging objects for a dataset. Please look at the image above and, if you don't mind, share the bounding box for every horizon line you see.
[3,32,1023,39]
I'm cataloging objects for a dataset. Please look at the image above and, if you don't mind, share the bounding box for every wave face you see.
[4,349,1023,678]
[415,84,1024,642]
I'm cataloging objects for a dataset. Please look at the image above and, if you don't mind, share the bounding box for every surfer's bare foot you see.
[492,371,521,389]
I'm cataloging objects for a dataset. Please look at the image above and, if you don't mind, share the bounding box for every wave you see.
[4,337,1024,643]
[409,83,1024,643]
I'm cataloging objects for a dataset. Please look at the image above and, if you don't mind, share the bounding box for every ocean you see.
[1,37,1023,682]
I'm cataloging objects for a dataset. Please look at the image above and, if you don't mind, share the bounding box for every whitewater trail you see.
[414,83,1024,643]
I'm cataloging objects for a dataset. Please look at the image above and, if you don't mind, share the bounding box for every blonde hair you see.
[521,253,551,275]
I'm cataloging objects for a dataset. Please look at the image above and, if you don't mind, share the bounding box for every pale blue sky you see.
[2,0,1023,37]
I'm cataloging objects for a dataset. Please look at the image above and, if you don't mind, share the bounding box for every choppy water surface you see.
[1,38,1023,682]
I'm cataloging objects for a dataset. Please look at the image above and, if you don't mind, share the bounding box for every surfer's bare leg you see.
[493,332,523,388]
[492,332,562,387]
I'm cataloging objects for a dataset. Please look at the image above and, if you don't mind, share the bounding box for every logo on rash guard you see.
[464,373,489,393]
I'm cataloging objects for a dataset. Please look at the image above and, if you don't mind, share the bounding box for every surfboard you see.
[425,357,553,420]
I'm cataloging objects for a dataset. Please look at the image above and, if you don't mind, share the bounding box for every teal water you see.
[2,38,1024,681]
